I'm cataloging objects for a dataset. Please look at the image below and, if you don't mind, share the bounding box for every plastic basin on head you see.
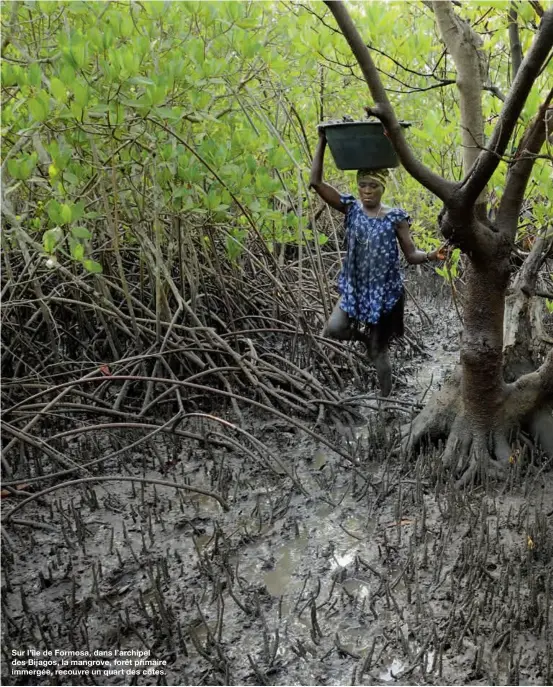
[321,120,410,171]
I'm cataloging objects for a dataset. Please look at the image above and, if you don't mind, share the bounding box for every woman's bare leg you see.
[369,328,392,397]
[322,301,391,395]
[322,301,371,347]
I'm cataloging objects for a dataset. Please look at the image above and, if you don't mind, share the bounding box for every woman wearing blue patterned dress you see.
[310,128,445,396]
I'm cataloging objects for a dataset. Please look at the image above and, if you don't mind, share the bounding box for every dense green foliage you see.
[3,7,553,682]
[2,0,550,277]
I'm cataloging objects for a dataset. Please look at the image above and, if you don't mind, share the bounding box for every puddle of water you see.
[343,516,374,538]
[313,449,328,469]
[336,619,372,654]
[315,502,335,518]
[189,492,224,518]
[330,531,370,572]
[341,577,371,600]
[263,532,309,597]
[377,647,433,680]
[194,533,212,552]
[425,649,435,672]
[351,423,373,442]
[379,657,406,681]
[186,618,218,657]
[332,551,356,569]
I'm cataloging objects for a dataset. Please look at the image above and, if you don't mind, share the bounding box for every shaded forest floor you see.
[2,271,553,687]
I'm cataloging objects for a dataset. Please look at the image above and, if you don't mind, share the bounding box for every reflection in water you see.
[190,492,224,517]
[331,551,355,569]
[313,449,328,469]
[379,657,405,681]
[336,619,373,655]
[341,577,371,599]
[425,650,435,671]
[263,532,309,597]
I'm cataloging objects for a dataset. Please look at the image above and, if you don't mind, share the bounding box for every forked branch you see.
[460,8,553,205]
[508,3,524,80]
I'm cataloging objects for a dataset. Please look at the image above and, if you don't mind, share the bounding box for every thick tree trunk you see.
[460,262,509,433]
[404,233,553,483]
[433,258,514,483]
[405,261,553,484]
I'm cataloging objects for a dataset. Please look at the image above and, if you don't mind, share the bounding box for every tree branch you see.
[485,83,506,102]
[508,3,524,81]
[496,93,553,239]
[316,49,458,94]
[530,1,545,19]
[432,1,487,183]
[366,42,449,81]
[509,346,553,408]
[459,7,553,205]
[515,230,553,296]
[1,1,19,57]
[322,0,456,203]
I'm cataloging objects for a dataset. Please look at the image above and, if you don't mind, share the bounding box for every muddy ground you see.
[2,271,552,687]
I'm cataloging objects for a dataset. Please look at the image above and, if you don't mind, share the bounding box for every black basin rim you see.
[319,121,412,129]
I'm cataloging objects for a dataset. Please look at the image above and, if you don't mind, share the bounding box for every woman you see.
[310,128,445,397]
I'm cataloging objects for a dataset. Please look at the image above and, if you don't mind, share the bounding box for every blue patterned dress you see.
[338,194,408,326]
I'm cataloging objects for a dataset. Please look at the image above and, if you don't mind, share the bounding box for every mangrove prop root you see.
[2,475,229,521]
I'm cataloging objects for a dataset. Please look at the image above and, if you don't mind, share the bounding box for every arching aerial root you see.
[401,367,461,452]
[529,408,553,457]
[402,366,553,487]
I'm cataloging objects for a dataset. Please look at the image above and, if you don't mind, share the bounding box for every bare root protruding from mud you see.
[404,359,553,487]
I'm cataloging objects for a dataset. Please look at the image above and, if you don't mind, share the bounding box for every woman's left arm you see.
[396,220,445,264]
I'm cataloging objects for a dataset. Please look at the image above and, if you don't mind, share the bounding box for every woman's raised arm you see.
[309,130,346,213]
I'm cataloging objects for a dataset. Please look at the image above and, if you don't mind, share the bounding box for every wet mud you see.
[2,272,552,686]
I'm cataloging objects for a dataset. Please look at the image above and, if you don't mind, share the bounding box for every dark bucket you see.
[320,120,411,171]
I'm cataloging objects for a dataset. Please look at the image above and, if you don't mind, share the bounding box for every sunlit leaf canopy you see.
[1,0,551,269]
